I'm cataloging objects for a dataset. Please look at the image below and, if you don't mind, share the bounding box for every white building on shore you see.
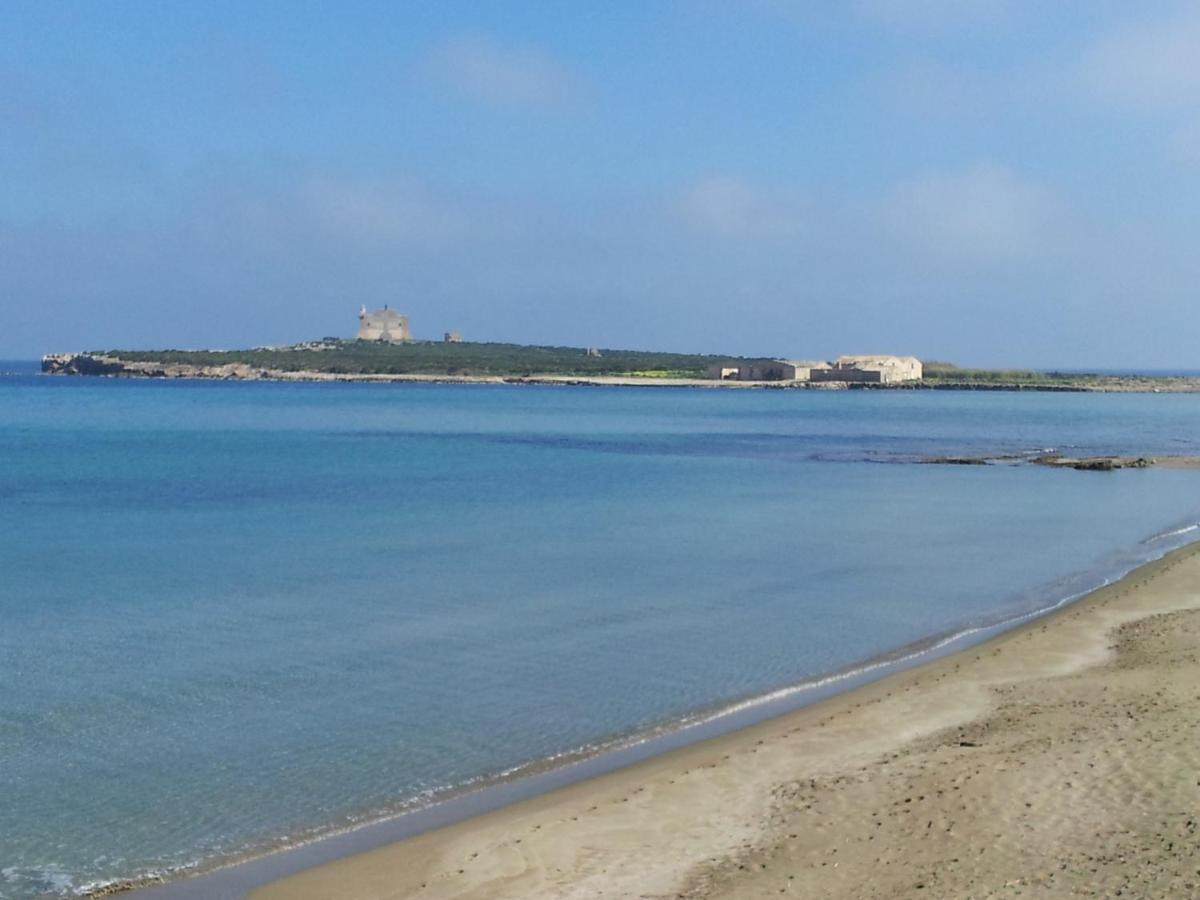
[706,355,922,384]
[706,360,831,382]
[810,355,923,384]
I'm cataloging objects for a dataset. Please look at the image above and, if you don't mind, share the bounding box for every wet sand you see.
[251,544,1200,899]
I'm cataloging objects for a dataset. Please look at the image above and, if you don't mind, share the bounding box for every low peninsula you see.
[41,341,781,386]
[40,341,1200,392]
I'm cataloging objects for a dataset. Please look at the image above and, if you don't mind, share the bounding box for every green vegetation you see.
[611,369,702,379]
[100,340,773,378]
[921,363,1195,391]
[921,363,1096,385]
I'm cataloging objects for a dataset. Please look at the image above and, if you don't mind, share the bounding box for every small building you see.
[709,365,741,380]
[357,306,411,343]
[810,355,923,384]
[444,331,463,343]
[781,360,832,381]
[706,360,830,382]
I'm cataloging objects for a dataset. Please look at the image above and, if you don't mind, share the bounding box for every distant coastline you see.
[39,344,1200,392]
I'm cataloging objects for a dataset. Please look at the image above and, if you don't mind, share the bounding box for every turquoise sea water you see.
[3,363,1200,897]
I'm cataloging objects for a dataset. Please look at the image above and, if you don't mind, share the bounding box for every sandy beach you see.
[249,544,1200,900]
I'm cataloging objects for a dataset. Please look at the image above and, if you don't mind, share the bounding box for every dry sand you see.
[253,546,1200,900]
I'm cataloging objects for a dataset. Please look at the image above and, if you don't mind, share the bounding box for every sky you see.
[3,0,1200,366]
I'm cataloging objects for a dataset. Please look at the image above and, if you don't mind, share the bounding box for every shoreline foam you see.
[120,532,1200,899]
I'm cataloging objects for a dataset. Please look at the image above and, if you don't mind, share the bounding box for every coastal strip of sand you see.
[250,544,1200,900]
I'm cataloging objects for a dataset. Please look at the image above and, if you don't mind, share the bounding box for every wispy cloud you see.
[881,161,1066,263]
[683,175,772,238]
[678,174,820,242]
[1079,11,1200,111]
[297,176,474,246]
[426,34,583,111]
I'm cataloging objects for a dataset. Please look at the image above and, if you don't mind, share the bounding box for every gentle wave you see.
[1142,522,1200,544]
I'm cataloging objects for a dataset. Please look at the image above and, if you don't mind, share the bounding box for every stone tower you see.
[357,305,412,343]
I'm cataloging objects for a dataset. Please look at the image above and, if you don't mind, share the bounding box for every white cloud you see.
[881,161,1065,263]
[1080,12,1200,110]
[298,177,471,245]
[427,34,581,111]
[680,174,810,240]
[682,175,762,238]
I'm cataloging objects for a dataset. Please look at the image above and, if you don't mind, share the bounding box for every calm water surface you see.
[3,365,1200,897]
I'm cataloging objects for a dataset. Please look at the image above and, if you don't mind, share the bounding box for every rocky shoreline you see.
[40,353,524,384]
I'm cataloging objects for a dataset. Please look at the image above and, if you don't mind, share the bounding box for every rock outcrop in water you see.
[920,452,1195,471]
[1035,455,1154,471]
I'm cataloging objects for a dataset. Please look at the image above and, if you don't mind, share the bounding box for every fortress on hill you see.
[357,306,411,343]
[356,307,462,344]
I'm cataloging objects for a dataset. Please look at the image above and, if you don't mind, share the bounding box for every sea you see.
[3,359,1200,898]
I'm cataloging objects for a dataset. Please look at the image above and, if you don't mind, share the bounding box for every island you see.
[41,341,787,386]
[40,343,1200,392]
[38,306,1200,391]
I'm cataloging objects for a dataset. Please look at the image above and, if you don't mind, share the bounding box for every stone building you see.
[706,360,830,382]
[357,306,411,343]
[809,355,923,384]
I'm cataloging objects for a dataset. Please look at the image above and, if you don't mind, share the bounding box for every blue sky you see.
[3,1,1199,365]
